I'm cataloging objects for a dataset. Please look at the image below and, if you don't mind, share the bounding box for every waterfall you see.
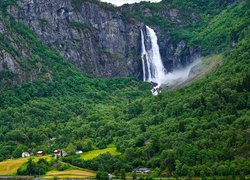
[140,25,166,85]
[140,25,201,95]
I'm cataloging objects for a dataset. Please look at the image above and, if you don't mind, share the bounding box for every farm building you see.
[54,149,61,156]
[135,168,151,174]
[37,151,45,156]
[22,152,30,158]
[76,150,83,155]
[53,149,67,157]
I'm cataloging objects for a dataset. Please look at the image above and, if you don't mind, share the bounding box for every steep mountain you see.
[7,0,142,78]
[1,0,244,81]
[4,0,217,79]
[0,0,249,178]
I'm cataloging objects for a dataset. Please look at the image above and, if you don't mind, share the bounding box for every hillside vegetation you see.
[0,0,249,178]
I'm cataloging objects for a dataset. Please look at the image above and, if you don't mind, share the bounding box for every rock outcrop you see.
[8,0,143,78]
[6,0,200,79]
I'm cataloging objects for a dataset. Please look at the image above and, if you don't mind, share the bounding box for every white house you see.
[22,152,30,158]
[54,149,67,157]
[76,150,83,155]
[61,150,67,157]
[135,168,151,174]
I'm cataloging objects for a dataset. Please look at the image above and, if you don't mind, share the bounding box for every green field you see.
[80,147,121,160]
[44,169,96,179]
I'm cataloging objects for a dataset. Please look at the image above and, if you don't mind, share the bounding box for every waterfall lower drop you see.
[141,25,167,95]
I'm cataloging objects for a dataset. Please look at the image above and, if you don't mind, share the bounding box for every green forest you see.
[0,0,249,179]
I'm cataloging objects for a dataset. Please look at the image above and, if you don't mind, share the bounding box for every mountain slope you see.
[7,0,235,78]
[0,1,150,161]
[0,0,249,178]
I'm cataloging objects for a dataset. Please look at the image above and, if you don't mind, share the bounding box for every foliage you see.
[55,163,70,171]
[96,170,109,180]
[0,0,17,14]
[188,1,250,52]
[63,153,130,173]
[17,158,50,175]
[0,0,249,178]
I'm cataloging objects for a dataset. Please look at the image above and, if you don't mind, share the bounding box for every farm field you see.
[0,156,52,175]
[80,147,121,160]
[44,169,96,179]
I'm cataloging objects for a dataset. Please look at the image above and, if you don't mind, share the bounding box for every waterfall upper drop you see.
[140,25,167,85]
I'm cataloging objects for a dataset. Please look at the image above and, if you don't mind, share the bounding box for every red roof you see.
[54,150,61,154]
[37,151,45,156]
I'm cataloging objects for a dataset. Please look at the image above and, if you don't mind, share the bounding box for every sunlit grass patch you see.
[80,147,121,160]
[44,169,95,179]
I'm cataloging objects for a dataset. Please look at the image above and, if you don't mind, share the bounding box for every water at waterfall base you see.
[150,59,201,95]
[162,60,201,87]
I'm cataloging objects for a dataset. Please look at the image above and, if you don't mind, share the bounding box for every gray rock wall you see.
[9,0,143,78]
[7,0,200,79]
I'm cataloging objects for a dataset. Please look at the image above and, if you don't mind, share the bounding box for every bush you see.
[96,170,109,180]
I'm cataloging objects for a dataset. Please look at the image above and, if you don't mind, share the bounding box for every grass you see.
[80,147,121,160]
[32,155,52,162]
[44,169,96,179]
[0,158,27,175]
[0,155,52,175]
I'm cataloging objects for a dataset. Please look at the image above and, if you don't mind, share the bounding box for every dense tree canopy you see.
[0,0,249,178]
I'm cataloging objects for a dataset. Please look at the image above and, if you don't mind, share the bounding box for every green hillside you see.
[0,0,249,178]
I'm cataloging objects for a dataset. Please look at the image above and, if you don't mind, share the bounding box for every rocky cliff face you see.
[8,0,143,78]
[156,28,200,72]
[7,0,200,79]
[0,19,25,88]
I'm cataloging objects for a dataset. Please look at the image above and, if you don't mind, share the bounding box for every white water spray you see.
[162,59,200,87]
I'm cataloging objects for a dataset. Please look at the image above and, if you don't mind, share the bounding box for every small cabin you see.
[54,149,67,157]
[37,151,45,156]
[22,152,30,158]
[75,150,83,155]
[54,149,61,156]
[62,150,67,157]
[135,168,151,174]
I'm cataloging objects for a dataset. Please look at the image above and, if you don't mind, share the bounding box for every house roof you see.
[75,150,83,154]
[22,152,30,156]
[136,168,151,172]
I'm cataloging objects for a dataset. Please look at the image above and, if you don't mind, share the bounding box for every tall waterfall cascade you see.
[140,25,200,96]
[141,25,167,95]
[141,26,167,85]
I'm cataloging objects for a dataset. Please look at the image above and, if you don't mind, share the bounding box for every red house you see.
[37,151,45,156]
[53,150,61,156]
